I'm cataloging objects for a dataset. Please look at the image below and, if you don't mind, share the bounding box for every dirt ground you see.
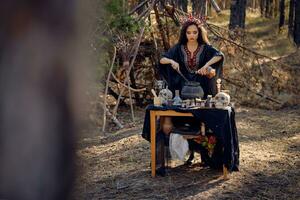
[74,106,300,200]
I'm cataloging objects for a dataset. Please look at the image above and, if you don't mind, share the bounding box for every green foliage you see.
[105,0,142,39]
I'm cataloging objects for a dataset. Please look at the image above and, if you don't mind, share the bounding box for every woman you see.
[154,18,225,175]
[159,19,224,98]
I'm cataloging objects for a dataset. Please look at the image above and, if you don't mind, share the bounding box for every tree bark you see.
[154,4,170,51]
[0,1,81,199]
[288,0,296,38]
[129,69,143,106]
[192,0,207,16]
[251,0,256,9]
[261,0,266,16]
[294,0,300,47]
[219,0,230,9]
[265,0,271,17]
[229,0,247,30]
[175,0,188,12]
[270,0,274,17]
[279,0,285,31]
[222,0,227,9]
[274,0,279,17]
[207,0,212,16]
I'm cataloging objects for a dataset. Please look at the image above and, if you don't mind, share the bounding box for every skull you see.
[155,80,165,91]
[159,88,173,104]
[215,92,230,108]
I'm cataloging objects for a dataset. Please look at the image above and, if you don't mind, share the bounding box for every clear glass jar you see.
[172,90,182,106]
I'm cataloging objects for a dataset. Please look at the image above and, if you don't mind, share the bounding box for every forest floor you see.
[73,105,300,200]
[212,10,296,58]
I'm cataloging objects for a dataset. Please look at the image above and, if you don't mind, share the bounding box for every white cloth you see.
[169,133,189,161]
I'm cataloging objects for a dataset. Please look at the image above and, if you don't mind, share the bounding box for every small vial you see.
[206,95,212,108]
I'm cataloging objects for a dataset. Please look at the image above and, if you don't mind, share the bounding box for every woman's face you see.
[186,24,199,42]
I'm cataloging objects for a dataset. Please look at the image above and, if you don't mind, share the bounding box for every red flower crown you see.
[179,14,207,26]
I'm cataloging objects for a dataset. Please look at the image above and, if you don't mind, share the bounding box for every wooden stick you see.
[102,47,117,132]
[112,26,146,117]
[136,5,150,21]
[136,0,156,22]
[128,0,149,15]
[100,101,123,130]
[110,72,146,92]
[127,71,135,122]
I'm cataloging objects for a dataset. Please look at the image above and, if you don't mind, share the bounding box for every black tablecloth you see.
[142,105,239,171]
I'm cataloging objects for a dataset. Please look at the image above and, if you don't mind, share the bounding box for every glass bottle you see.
[172,90,182,106]
[205,95,212,107]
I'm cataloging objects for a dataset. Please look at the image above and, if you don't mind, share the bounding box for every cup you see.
[154,97,162,106]
[167,99,173,106]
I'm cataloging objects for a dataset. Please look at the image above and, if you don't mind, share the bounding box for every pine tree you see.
[279,0,285,31]
[294,0,300,47]
[229,0,247,30]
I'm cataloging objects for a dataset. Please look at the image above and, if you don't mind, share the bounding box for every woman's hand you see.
[197,55,222,76]
[197,65,208,75]
[160,57,180,71]
[170,60,180,71]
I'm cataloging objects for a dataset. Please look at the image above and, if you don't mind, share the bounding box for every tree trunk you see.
[227,0,232,9]
[261,0,266,16]
[207,0,212,16]
[0,1,80,199]
[252,0,256,9]
[154,4,170,51]
[294,0,300,47]
[255,0,259,9]
[221,0,231,9]
[246,0,252,8]
[176,0,188,12]
[129,70,142,106]
[274,0,279,17]
[222,0,226,9]
[229,0,247,30]
[279,0,285,31]
[269,0,274,17]
[288,0,296,37]
[192,0,207,16]
[265,0,271,17]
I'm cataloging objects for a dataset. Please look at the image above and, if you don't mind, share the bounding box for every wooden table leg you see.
[223,165,229,180]
[150,111,156,177]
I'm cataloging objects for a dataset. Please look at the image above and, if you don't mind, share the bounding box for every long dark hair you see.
[178,21,205,45]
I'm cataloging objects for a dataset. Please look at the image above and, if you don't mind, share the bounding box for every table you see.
[150,110,228,178]
[142,105,239,178]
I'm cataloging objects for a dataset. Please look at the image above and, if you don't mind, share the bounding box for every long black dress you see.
[158,43,224,98]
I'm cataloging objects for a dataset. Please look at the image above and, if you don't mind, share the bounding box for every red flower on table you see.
[208,136,216,144]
